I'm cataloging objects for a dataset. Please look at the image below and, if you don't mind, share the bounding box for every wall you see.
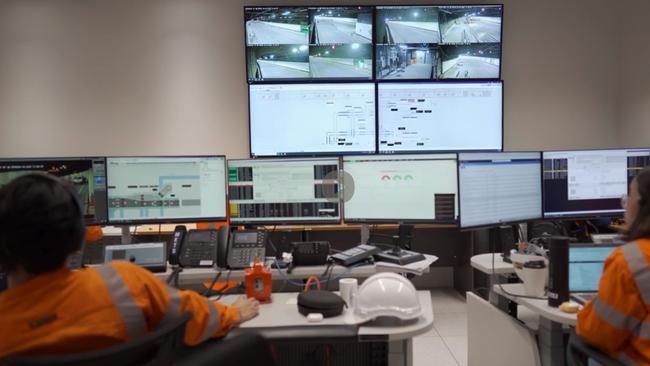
[0,0,629,158]
[618,0,650,147]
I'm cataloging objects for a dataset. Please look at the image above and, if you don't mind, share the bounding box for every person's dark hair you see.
[624,167,650,242]
[0,173,85,274]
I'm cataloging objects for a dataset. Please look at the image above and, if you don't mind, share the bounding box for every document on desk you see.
[375,254,438,275]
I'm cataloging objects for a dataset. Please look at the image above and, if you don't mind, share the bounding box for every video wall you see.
[245,5,504,158]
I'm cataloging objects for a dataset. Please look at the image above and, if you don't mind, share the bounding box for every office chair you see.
[177,332,277,366]
[1,312,191,366]
[566,329,625,366]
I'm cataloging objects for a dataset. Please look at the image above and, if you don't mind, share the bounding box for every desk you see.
[493,283,576,366]
[220,291,433,366]
[470,253,515,275]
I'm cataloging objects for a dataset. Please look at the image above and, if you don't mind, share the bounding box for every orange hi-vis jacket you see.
[577,238,650,365]
[0,262,240,357]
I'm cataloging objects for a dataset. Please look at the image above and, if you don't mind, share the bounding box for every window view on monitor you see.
[249,83,376,157]
[569,245,617,292]
[0,157,108,224]
[106,156,227,224]
[458,152,542,229]
[378,81,502,153]
[228,158,341,224]
[375,5,502,80]
[245,6,373,82]
[543,148,650,219]
[343,154,458,223]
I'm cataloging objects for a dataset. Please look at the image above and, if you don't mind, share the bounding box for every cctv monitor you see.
[106,156,227,224]
[249,83,376,157]
[0,157,108,224]
[245,6,373,82]
[228,157,341,225]
[342,154,458,223]
[375,4,503,80]
[543,148,650,219]
[458,152,542,229]
[378,81,503,153]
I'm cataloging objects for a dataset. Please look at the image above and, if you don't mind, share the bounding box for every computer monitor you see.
[378,81,503,153]
[342,154,458,223]
[245,6,373,82]
[228,157,341,225]
[249,83,376,157]
[569,244,618,293]
[106,156,227,224]
[543,148,650,219]
[0,157,108,224]
[375,4,503,80]
[458,152,542,229]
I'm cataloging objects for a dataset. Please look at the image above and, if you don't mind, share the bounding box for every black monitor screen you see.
[543,148,650,219]
[246,6,373,82]
[0,157,108,224]
[228,157,341,225]
[375,4,502,80]
[106,156,227,224]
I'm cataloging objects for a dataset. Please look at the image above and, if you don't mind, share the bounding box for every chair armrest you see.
[567,330,625,366]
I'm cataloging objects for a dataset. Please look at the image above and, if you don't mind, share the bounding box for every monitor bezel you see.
[244,5,376,84]
[0,156,109,225]
[374,3,504,82]
[105,155,228,225]
[376,79,504,154]
[227,156,344,225]
[541,147,650,221]
[341,153,459,224]
[457,151,543,231]
[247,81,378,158]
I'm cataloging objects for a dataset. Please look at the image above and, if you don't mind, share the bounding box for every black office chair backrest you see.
[1,312,192,366]
[176,332,277,366]
[566,329,625,366]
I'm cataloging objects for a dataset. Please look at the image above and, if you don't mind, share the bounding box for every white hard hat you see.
[354,272,422,321]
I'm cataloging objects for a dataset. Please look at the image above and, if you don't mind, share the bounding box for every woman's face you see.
[625,179,641,226]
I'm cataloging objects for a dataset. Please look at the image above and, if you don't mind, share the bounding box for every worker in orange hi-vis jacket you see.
[0,174,259,357]
[577,167,650,365]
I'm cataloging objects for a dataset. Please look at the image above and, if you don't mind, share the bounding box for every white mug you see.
[522,265,548,297]
[339,278,358,308]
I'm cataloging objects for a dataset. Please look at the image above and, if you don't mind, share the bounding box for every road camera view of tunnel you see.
[439,6,502,44]
[310,8,372,44]
[376,44,438,80]
[309,43,372,79]
[247,45,310,80]
[440,43,500,79]
[246,8,309,46]
[376,6,441,44]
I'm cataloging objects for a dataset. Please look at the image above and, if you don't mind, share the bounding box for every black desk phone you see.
[227,230,267,269]
[168,225,266,269]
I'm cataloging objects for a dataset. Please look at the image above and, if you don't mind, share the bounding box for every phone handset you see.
[169,225,187,266]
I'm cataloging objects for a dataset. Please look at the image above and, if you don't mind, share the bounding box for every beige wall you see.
[0,0,639,159]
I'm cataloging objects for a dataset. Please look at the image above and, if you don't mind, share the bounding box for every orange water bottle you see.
[245,261,272,303]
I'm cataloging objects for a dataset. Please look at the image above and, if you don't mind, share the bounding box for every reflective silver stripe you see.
[592,296,641,333]
[622,242,650,305]
[157,286,182,329]
[198,299,221,342]
[95,264,147,339]
[618,351,640,366]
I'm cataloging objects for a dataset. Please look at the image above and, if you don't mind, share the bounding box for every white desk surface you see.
[218,291,433,342]
[493,283,576,326]
[471,253,516,275]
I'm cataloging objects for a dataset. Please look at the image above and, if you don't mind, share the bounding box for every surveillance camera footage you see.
[247,45,310,81]
[440,44,501,79]
[309,44,372,79]
[376,6,441,44]
[376,44,439,80]
[309,7,372,45]
[245,8,309,46]
[439,6,502,44]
